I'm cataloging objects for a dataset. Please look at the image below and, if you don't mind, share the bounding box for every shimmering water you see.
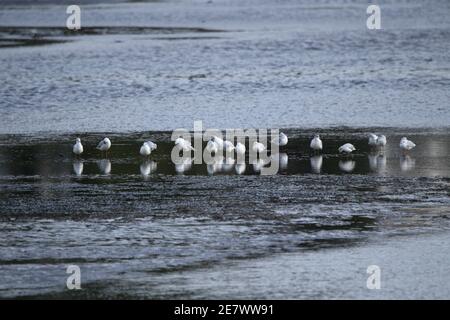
[0,0,450,299]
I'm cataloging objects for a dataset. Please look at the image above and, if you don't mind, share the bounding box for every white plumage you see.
[310,134,323,151]
[400,137,416,151]
[96,137,111,152]
[338,143,356,154]
[376,135,387,147]
[369,133,387,148]
[211,136,224,149]
[223,140,235,153]
[73,138,83,155]
[368,134,378,147]
[252,141,266,153]
[140,141,157,156]
[272,132,288,146]
[175,138,195,151]
[205,140,219,154]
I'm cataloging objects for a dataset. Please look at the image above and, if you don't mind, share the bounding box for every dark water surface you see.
[0,129,449,298]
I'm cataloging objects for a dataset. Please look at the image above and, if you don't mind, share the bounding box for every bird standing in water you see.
[400,137,416,154]
[272,132,288,147]
[175,138,195,152]
[338,143,356,155]
[310,134,323,153]
[140,141,157,157]
[97,137,111,157]
[252,141,266,153]
[376,135,387,148]
[73,138,83,157]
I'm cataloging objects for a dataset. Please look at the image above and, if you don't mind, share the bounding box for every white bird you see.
[223,140,235,153]
[73,138,83,156]
[310,134,323,152]
[175,138,195,152]
[376,135,387,147]
[338,143,356,153]
[235,142,246,156]
[146,141,157,151]
[205,140,219,154]
[400,137,416,152]
[211,136,224,149]
[272,132,288,146]
[368,133,378,147]
[140,141,157,157]
[97,137,111,155]
[252,141,266,153]
[338,143,356,154]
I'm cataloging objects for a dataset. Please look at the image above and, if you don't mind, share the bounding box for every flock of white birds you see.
[72,132,417,158]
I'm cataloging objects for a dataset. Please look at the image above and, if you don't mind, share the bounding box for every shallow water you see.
[0,129,450,298]
[0,0,450,299]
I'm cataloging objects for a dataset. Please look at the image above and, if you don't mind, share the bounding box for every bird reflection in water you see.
[140,160,157,178]
[97,159,111,175]
[73,160,84,176]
